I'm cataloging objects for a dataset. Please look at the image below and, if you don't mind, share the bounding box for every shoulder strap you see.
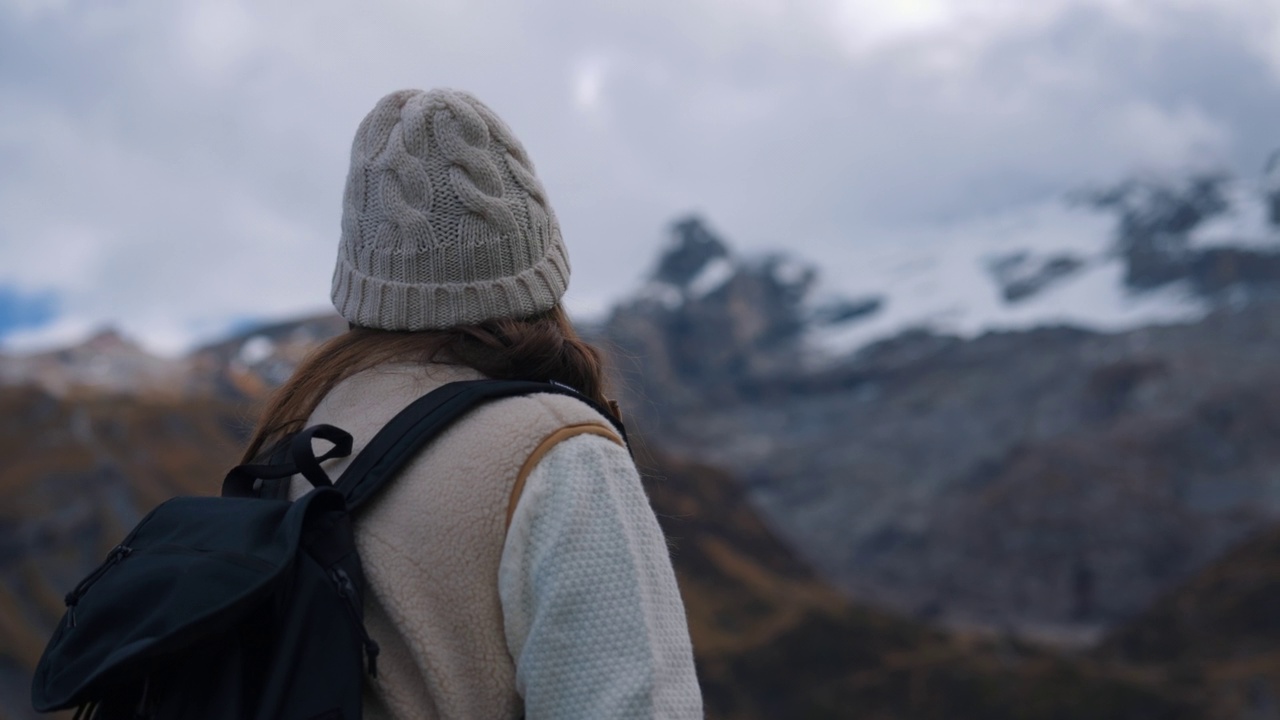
[337,379,627,513]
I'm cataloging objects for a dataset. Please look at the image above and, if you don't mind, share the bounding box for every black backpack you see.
[31,379,626,720]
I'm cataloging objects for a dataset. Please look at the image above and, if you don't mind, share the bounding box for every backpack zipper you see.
[330,567,381,678]
[65,544,133,628]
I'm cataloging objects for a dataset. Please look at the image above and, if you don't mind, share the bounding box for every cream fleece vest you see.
[287,362,622,720]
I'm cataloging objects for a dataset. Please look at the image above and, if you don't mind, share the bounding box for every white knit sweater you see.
[289,363,702,719]
[501,434,703,718]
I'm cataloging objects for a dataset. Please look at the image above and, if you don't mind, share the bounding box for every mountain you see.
[605,168,1280,399]
[3,162,1280,713]
[0,315,347,404]
[597,167,1280,640]
[0,329,190,399]
[614,292,1280,638]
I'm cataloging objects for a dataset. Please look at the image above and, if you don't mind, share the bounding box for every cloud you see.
[1,0,1278,352]
[176,0,259,80]
[571,55,612,115]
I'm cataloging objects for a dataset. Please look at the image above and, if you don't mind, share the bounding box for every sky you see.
[2,0,1279,354]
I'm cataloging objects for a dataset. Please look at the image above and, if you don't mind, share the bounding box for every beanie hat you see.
[331,89,570,330]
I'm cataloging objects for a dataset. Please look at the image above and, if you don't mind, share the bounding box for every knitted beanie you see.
[331,89,570,330]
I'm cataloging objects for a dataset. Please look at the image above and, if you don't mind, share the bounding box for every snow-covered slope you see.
[632,171,1280,367]
[806,202,1212,361]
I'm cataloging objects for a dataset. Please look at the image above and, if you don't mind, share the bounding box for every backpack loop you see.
[221,426,354,497]
[290,424,353,489]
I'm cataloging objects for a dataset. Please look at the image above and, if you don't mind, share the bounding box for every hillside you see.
[642,449,1204,719]
[0,386,249,720]
[0,385,1213,720]
[1098,524,1280,718]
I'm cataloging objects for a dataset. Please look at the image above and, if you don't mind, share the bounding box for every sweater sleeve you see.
[498,433,704,720]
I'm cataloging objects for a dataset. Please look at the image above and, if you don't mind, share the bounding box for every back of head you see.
[242,90,609,463]
[332,88,570,330]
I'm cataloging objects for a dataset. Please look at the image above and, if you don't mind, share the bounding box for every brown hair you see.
[240,305,610,464]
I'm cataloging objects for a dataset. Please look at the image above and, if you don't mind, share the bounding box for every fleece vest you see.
[287,362,622,720]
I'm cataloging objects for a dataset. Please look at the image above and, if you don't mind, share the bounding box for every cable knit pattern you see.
[501,435,704,719]
[287,362,701,719]
[332,89,570,330]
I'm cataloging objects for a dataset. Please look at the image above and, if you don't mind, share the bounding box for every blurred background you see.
[4,0,1280,717]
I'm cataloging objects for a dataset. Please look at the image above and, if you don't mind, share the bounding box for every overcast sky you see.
[2,0,1278,353]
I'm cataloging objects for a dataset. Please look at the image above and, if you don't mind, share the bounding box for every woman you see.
[240,89,703,719]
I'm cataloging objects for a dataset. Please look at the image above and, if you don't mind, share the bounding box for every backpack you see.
[31,379,626,720]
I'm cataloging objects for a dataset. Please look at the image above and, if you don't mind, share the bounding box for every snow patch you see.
[635,281,684,310]
[1188,182,1280,249]
[238,335,275,366]
[771,257,811,288]
[688,257,735,298]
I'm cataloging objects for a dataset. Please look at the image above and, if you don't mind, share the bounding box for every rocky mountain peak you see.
[652,216,732,289]
[80,327,135,351]
[1082,171,1280,299]
[0,326,189,397]
[1087,173,1230,288]
[605,216,874,415]
[1092,173,1230,249]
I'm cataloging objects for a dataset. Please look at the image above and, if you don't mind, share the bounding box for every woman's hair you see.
[239,305,610,464]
